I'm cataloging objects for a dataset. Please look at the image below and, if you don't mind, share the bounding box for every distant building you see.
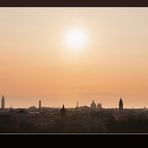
[61,104,67,118]
[78,106,90,110]
[75,101,79,110]
[17,108,28,114]
[90,100,96,109]
[28,106,37,112]
[1,96,5,109]
[39,100,41,109]
[119,98,123,111]
[97,103,102,109]
[77,101,79,108]
[9,105,14,113]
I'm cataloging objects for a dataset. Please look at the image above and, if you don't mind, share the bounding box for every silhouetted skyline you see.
[0,95,143,110]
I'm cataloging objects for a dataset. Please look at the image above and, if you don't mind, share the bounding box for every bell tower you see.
[1,96,5,109]
[119,97,123,111]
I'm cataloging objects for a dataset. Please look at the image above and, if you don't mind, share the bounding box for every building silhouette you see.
[61,104,67,118]
[1,96,5,109]
[90,100,96,109]
[97,103,102,109]
[9,105,14,112]
[76,101,79,108]
[119,97,123,111]
[39,100,41,109]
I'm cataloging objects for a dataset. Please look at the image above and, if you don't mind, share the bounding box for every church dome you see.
[90,100,96,109]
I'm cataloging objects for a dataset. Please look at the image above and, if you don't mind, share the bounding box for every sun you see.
[64,27,88,51]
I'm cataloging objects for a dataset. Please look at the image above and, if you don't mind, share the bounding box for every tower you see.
[39,100,41,109]
[1,96,5,109]
[61,104,67,118]
[119,97,123,111]
[90,100,96,109]
[9,105,14,112]
[77,101,79,108]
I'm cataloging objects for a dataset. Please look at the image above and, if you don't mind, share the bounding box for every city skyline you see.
[1,8,148,108]
[0,95,146,109]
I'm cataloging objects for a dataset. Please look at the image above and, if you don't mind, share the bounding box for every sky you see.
[0,8,148,108]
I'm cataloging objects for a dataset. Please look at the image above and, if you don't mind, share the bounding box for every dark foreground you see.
[0,108,148,133]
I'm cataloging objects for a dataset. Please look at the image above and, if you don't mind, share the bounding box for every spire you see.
[61,104,67,118]
[91,100,96,109]
[119,97,123,111]
[39,100,41,108]
[77,101,79,108]
[62,104,65,109]
[1,95,5,109]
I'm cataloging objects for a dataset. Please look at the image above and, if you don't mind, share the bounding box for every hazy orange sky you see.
[0,8,148,108]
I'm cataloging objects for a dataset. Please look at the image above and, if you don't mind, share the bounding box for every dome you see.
[97,103,102,109]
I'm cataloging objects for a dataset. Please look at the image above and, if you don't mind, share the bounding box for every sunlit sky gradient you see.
[0,8,148,108]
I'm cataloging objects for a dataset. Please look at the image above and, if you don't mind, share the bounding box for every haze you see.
[0,8,148,108]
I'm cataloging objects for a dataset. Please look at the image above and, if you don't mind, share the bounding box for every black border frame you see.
[0,0,148,145]
[0,0,148,7]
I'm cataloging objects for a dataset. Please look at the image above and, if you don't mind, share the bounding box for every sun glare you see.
[65,27,88,51]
